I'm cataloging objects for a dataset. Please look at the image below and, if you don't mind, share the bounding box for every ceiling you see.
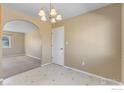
[3,3,111,20]
[3,20,39,33]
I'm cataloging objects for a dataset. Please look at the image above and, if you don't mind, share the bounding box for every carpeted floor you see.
[2,56,41,78]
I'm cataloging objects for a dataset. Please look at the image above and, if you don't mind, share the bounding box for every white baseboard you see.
[26,55,41,60]
[41,62,52,67]
[63,65,123,85]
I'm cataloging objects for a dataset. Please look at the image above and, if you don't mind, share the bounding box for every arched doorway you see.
[2,20,42,78]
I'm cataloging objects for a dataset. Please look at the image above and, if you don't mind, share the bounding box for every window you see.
[2,35,11,48]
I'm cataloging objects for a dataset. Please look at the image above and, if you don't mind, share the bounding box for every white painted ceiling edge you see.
[3,20,39,33]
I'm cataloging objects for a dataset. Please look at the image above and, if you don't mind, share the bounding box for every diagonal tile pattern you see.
[3,64,120,85]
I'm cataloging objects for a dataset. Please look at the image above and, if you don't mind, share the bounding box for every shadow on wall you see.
[2,20,42,60]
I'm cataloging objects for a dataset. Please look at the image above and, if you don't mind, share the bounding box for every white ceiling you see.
[3,3,111,20]
[3,20,39,33]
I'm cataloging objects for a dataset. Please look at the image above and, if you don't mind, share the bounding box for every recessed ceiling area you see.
[3,20,39,33]
[3,3,112,20]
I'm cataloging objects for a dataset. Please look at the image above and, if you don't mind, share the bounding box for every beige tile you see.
[3,64,120,85]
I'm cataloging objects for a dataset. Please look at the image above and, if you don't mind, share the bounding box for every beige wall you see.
[25,30,42,59]
[53,4,121,81]
[3,31,25,56]
[122,4,124,84]
[0,5,3,81]
[3,6,52,64]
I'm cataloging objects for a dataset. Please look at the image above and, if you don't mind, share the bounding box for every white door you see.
[52,27,64,66]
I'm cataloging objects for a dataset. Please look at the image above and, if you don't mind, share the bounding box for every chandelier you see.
[38,3,62,23]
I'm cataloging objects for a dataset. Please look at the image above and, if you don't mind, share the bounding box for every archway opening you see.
[2,20,42,78]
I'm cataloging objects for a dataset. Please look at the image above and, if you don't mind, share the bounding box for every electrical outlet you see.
[81,61,85,66]
[65,41,68,45]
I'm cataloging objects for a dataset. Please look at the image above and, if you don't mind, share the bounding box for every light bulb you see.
[56,14,62,21]
[51,18,56,23]
[41,16,47,21]
[38,9,46,16]
[50,8,57,16]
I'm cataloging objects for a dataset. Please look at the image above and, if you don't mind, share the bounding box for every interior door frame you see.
[52,26,65,66]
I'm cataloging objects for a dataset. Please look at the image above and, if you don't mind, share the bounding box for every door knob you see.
[60,48,63,50]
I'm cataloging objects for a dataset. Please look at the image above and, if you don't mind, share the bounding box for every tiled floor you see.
[3,64,120,85]
[3,56,41,78]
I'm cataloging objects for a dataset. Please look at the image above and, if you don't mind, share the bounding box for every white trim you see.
[63,65,123,85]
[41,62,52,67]
[26,55,41,60]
